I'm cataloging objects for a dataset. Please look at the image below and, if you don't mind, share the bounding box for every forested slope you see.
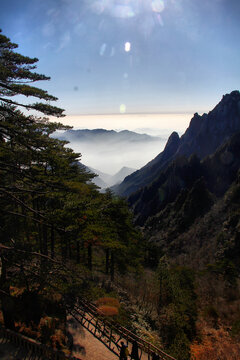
[0,31,142,356]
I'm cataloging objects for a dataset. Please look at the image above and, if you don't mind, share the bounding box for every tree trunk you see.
[35,199,43,253]
[0,257,15,330]
[68,238,72,259]
[76,240,80,264]
[42,224,48,256]
[105,248,109,275]
[61,233,67,261]
[50,225,55,259]
[88,244,92,271]
[110,251,115,282]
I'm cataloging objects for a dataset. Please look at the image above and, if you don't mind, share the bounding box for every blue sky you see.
[1,0,240,118]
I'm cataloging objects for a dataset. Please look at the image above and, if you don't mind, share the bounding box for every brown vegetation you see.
[191,322,240,360]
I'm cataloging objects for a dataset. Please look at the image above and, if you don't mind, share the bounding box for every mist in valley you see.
[55,129,168,175]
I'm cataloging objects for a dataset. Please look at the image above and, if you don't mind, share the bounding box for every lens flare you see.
[119,104,126,113]
[125,42,131,52]
[151,0,165,13]
[111,4,135,18]
[99,43,107,56]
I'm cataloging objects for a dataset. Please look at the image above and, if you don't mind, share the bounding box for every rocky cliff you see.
[114,91,240,198]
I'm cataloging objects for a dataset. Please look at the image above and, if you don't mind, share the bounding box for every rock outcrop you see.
[114,91,240,198]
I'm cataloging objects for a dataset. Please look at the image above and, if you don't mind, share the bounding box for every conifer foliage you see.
[0,30,64,117]
[0,30,141,342]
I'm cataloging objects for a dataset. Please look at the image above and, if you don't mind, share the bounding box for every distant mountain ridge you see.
[90,165,136,189]
[54,128,161,143]
[113,90,240,198]
[78,163,135,189]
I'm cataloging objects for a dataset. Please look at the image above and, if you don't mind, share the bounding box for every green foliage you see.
[168,331,190,360]
[0,32,142,339]
[145,178,213,258]
[0,30,64,117]
[227,181,240,204]
[206,260,238,285]
[156,263,197,360]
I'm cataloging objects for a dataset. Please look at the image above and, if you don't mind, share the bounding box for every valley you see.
[52,128,167,176]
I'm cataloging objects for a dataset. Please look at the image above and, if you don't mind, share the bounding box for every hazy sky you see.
[1,0,240,126]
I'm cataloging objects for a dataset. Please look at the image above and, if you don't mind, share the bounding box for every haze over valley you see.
[53,127,169,175]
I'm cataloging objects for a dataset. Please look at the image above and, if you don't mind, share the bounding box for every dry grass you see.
[96,297,120,308]
[191,321,240,360]
[97,305,119,316]
[96,297,120,316]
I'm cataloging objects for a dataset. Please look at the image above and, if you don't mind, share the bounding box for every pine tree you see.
[0,31,142,340]
[0,30,64,117]
[0,30,94,330]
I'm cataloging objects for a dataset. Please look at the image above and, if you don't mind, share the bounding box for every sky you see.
[1,0,240,133]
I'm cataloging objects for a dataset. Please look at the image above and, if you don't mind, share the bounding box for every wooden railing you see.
[68,299,177,360]
[0,297,176,360]
[0,324,81,360]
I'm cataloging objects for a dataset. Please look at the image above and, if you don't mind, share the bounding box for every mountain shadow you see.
[130,131,240,225]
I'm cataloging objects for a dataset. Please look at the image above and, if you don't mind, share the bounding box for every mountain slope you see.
[78,163,135,189]
[114,90,240,197]
[148,169,240,272]
[89,165,136,188]
[112,131,180,196]
[130,130,240,225]
[110,167,136,186]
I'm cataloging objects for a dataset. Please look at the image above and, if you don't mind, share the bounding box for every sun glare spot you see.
[151,0,165,13]
[125,42,131,52]
[119,104,126,113]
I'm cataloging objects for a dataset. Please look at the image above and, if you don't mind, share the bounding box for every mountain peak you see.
[224,89,240,99]
[114,90,240,197]
[166,131,179,144]
[212,89,240,114]
[162,131,180,158]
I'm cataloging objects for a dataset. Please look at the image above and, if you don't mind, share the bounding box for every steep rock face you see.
[177,90,240,159]
[112,131,180,196]
[114,90,240,198]
[202,132,240,197]
[135,131,240,226]
[129,154,204,225]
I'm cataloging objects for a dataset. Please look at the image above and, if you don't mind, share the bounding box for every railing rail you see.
[0,298,176,360]
[68,298,177,360]
[0,324,81,360]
